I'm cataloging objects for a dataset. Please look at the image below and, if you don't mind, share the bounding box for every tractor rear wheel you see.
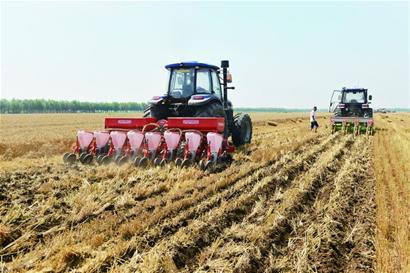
[194,102,228,137]
[232,113,252,147]
[145,105,170,120]
[194,101,225,117]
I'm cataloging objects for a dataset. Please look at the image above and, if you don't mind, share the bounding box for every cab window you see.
[196,69,211,94]
[211,71,222,99]
[169,68,194,98]
[342,91,365,103]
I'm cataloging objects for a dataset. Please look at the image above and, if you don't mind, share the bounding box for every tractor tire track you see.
[252,136,359,273]
[115,134,350,272]
[260,137,375,273]
[185,135,355,272]
[77,133,339,272]
[137,133,339,250]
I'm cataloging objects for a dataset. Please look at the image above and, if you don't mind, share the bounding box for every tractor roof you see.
[342,87,367,92]
[165,62,219,70]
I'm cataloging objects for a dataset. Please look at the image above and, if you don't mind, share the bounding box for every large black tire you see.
[146,104,170,120]
[194,102,225,117]
[194,102,228,137]
[232,113,252,147]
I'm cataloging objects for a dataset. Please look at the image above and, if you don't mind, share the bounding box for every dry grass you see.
[373,113,410,273]
[0,112,407,272]
[0,112,142,161]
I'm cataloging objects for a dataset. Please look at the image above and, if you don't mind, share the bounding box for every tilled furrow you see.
[137,134,338,248]
[113,134,347,272]
[263,137,375,273]
[78,133,337,272]
[0,158,221,262]
[315,141,375,273]
[252,136,356,273]
[189,135,354,273]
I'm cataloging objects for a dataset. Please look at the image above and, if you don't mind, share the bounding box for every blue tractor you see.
[145,60,252,146]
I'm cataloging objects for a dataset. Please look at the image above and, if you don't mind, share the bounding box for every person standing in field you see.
[310,106,319,132]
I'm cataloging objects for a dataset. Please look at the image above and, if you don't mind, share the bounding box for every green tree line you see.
[0,99,148,114]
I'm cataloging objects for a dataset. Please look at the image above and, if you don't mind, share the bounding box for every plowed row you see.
[0,114,378,272]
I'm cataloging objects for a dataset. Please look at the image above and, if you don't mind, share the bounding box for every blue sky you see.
[1,1,409,108]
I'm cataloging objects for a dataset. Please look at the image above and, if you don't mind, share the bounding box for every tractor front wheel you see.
[232,113,252,147]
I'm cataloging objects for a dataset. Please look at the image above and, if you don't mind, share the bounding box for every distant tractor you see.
[329,87,374,135]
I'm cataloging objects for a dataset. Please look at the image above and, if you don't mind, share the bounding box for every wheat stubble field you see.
[0,112,409,273]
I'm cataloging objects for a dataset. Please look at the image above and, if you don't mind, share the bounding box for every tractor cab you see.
[148,62,231,114]
[166,63,223,101]
[330,88,373,118]
[342,89,367,104]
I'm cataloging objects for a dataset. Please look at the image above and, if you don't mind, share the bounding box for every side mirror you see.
[226,73,232,83]
[369,95,372,101]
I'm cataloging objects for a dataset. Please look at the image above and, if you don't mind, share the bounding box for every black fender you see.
[149,95,167,105]
[145,95,170,119]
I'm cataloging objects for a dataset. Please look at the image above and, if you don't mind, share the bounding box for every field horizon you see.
[1,98,409,114]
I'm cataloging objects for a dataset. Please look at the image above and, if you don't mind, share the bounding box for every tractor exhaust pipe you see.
[221,60,229,110]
